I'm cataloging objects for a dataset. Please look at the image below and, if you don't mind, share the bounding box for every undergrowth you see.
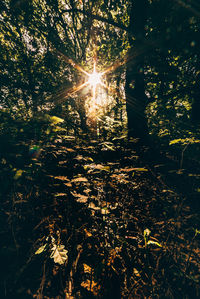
[0,133,200,298]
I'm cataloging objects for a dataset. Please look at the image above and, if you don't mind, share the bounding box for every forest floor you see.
[0,136,200,298]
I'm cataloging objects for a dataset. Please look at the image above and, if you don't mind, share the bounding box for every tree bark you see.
[191,71,200,125]
[125,0,149,140]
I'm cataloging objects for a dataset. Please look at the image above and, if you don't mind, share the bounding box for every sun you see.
[88,65,102,90]
[88,71,101,88]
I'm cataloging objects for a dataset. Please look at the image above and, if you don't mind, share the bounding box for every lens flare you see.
[87,64,102,101]
[88,70,102,89]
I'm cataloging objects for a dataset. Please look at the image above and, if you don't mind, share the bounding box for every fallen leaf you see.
[71,192,88,203]
[81,279,100,296]
[50,244,68,265]
[66,148,75,152]
[83,263,93,274]
[54,176,69,181]
[84,228,92,237]
[71,177,88,183]
[133,268,140,277]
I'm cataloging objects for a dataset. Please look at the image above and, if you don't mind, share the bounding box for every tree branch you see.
[61,8,129,32]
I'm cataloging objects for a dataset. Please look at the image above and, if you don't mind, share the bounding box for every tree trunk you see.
[191,72,200,125]
[126,0,149,140]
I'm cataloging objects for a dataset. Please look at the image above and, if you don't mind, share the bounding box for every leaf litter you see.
[1,138,200,298]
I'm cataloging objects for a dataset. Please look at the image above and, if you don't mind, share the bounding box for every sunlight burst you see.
[88,70,102,88]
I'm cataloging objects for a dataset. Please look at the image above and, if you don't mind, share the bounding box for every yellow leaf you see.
[50,116,64,125]
[147,240,162,247]
[35,244,47,255]
[14,169,23,180]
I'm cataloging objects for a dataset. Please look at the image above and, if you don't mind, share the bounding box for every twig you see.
[37,261,46,299]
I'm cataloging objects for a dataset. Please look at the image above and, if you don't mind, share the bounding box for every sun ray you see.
[54,81,89,105]
[56,50,89,76]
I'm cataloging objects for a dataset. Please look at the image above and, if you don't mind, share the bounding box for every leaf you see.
[50,116,64,125]
[55,193,67,197]
[14,169,23,180]
[81,279,100,296]
[146,240,162,248]
[71,177,88,183]
[169,138,182,145]
[132,168,148,172]
[50,244,68,265]
[84,164,110,173]
[88,202,101,210]
[84,228,92,237]
[63,135,75,141]
[83,188,91,194]
[54,176,70,181]
[64,182,72,187]
[101,207,110,215]
[133,268,140,277]
[195,229,200,236]
[71,192,88,203]
[66,148,75,152]
[35,244,47,255]
[119,168,136,172]
[120,167,148,172]
[102,143,115,151]
[83,263,93,274]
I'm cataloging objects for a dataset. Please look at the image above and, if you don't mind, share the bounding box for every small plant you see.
[143,229,162,248]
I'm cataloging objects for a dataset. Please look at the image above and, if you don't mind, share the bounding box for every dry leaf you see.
[83,263,93,274]
[71,177,88,183]
[50,244,68,265]
[133,268,140,277]
[81,279,100,296]
[54,176,69,181]
[64,182,72,187]
[84,228,92,237]
[66,148,75,152]
[71,192,88,203]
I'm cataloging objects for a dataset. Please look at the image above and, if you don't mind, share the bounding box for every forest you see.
[0,0,200,298]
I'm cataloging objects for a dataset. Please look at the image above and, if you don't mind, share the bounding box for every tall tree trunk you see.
[126,0,149,140]
[191,71,200,125]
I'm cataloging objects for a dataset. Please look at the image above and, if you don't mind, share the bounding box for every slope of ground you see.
[0,137,200,298]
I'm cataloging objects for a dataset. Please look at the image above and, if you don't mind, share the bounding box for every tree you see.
[1,0,200,142]
[125,0,149,139]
